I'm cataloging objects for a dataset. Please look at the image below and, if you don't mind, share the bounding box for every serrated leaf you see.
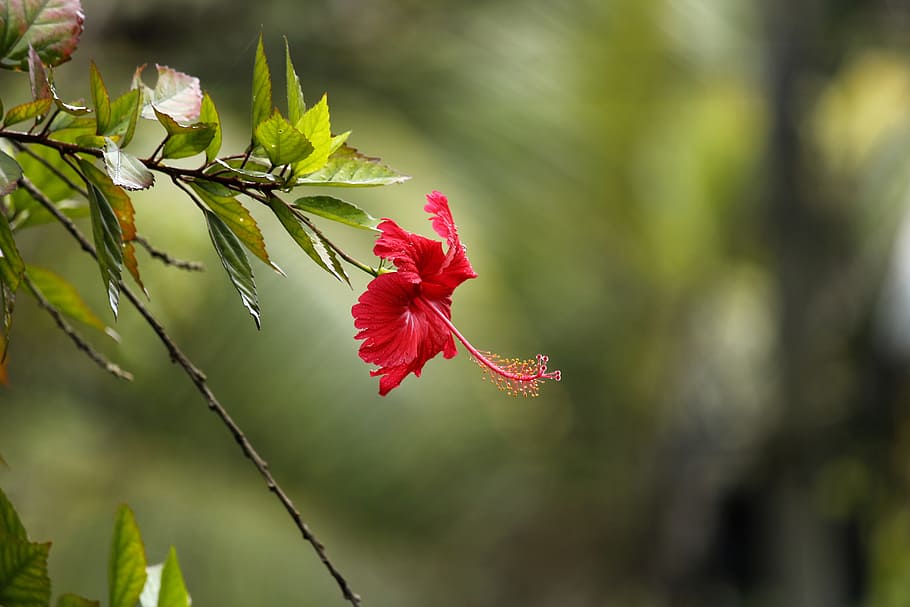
[285,38,305,125]
[109,505,147,607]
[206,159,279,184]
[0,540,51,607]
[157,548,189,607]
[26,265,110,336]
[27,47,50,101]
[103,138,153,191]
[250,33,272,142]
[155,109,215,159]
[80,158,143,295]
[0,486,27,542]
[108,89,141,146]
[89,62,111,135]
[255,110,313,167]
[0,0,84,69]
[80,160,123,318]
[190,180,278,272]
[291,94,332,177]
[0,150,23,196]
[132,64,202,123]
[199,92,221,163]
[294,145,409,187]
[205,209,260,328]
[291,195,379,231]
[267,197,348,284]
[0,208,24,345]
[3,98,52,127]
[57,594,99,607]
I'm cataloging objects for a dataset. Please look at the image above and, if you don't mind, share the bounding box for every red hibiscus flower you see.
[352,191,561,396]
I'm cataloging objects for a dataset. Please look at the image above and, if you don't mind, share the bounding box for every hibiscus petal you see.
[424,190,459,247]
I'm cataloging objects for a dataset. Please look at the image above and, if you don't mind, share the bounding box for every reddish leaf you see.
[0,0,84,69]
[132,64,202,123]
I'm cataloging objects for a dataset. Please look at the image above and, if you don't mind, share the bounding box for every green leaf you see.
[0,486,27,542]
[293,145,409,187]
[108,89,141,147]
[205,210,260,328]
[328,130,351,157]
[254,110,313,167]
[189,180,279,272]
[250,33,272,143]
[199,92,222,163]
[81,159,142,296]
[90,62,111,135]
[267,197,348,284]
[291,195,380,231]
[103,138,154,191]
[285,37,305,125]
[0,0,84,69]
[157,548,189,607]
[3,98,52,127]
[57,594,99,607]
[0,150,23,196]
[0,540,51,607]
[80,160,124,318]
[47,111,94,134]
[26,265,111,336]
[132,64,202,123]
[9,146,85,227]
[0,208,25,345]
[73,134,108,149]
[291,93,332,177]
[154,109,216,159]
[109,505,147,607]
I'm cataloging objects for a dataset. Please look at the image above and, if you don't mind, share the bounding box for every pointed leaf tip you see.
[109,505,147,607]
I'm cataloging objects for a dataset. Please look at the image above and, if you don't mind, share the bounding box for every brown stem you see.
[18,173,363,606]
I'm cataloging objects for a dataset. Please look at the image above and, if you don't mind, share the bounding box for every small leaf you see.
[103,138,154,191]
[155,109,215,160]
[157,548,189,607]
[291,93,332,177]
[328,130,351,156]
[89,62,111,135]
[73,134,108,149]
[132,64,202,123]
[205,210,260,328]
[250,33,272,142]
[26,265,110,336]
[109,505,147,607]
[285,38,305,125]
[291,195,380,230]
[49,84,91,116]
[57,594,99,607]
[0,540,51,607]
[254,110,313,167]
[3,98,52,127]
[206,159,279,184]
[0,208,25,345]
[27,47,51,101]
[108,89,141,146]
[190,180,278,272]
[0,0,84,69]
[0,486,27,542]
[199,92,222,163]
[80,160,124,318]
[294,145,409,187]
[0,150,23,196]
[268,197,348,284]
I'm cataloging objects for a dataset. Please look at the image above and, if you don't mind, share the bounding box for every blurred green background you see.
[6,0,910,605]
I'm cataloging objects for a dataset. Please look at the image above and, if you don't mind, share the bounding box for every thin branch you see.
[20,173,363,607]
[21,271,133,381]
[134,234,204,272]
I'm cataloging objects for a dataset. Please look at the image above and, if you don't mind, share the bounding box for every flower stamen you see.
[421,297,561,397]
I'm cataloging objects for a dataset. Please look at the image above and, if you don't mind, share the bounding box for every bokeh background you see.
[5,0,910,605]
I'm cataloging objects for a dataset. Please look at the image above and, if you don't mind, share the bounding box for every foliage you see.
[0,486,190,607]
